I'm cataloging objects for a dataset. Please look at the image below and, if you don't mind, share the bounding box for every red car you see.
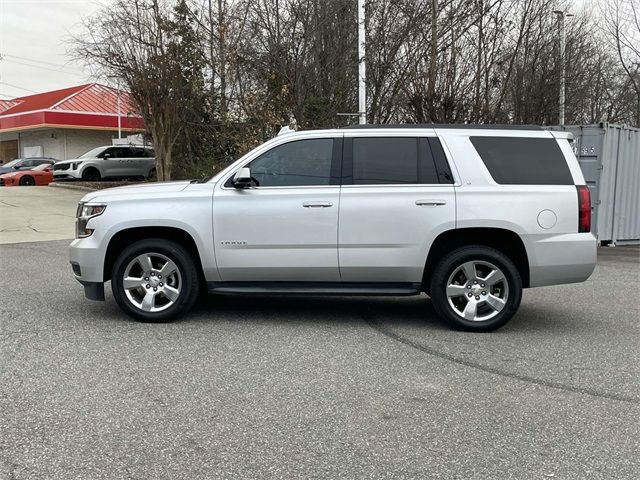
[0,163,54,186]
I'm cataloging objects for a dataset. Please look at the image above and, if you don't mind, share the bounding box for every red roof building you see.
[0,83,145,163]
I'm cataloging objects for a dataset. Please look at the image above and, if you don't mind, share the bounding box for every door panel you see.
[338,186,455,282]
[338,133,456,283]
[213,187,340,281]
[102,147,131,177]
[212,135,342,282]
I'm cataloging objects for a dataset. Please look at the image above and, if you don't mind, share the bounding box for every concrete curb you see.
[48,182,97,192]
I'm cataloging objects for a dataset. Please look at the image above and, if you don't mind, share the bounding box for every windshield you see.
[80,147,106,158]
[32,163,52,172]
[3,159,21,167]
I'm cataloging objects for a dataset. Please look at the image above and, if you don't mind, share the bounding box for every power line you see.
[2,53,84,72]
[2,58,87,76]
[0,82,38,94]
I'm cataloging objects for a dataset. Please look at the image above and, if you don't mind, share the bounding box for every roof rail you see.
[341,124,543,131]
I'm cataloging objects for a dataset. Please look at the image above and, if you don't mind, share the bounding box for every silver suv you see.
[53,146,155,181]
[68,125,596,331]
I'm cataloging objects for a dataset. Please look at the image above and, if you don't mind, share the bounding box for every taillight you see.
[577,186,591,233]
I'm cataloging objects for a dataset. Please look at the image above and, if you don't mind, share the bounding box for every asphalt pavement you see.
[0,241,639,479]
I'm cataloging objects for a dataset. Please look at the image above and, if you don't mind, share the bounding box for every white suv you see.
[68,125,596,331]
[53,146,155,181]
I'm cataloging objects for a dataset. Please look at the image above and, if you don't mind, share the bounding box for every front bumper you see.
[76,279,105,301]
[0,177,17,186]
[54,171,82,180]
[527,232,597,287]
[69,233,107,300]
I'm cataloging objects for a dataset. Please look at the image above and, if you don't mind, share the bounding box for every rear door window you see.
[470,136,573,185]
[349,137,447,185]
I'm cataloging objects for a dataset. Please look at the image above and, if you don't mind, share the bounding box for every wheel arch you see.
[80,163,102,178]
[103,226,205,284]
[423,228,530,290]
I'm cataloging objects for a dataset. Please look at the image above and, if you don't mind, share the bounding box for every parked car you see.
[0,163,54,186]
[0,157,56,175]
[53,146,155,181]
[68,125,596,331]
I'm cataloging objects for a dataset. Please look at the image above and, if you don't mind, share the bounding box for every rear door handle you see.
[303,201,333,208]
[416,199,446,207]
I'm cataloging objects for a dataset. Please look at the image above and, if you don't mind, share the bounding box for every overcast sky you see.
[1,0,592,100]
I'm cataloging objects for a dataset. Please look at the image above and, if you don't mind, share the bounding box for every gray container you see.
[549,123,640,245]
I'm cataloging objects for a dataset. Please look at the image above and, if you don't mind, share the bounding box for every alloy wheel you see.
[445,260,509,321]
[122,252,182,312]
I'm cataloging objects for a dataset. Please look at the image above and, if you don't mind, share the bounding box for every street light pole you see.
[553,9,573,126]
[358,0,366,124]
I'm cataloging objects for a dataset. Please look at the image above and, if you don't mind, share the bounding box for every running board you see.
[207,282,422,296]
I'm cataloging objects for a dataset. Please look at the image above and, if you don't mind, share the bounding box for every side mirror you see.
[103,153,111,159]
[232,167,256,188]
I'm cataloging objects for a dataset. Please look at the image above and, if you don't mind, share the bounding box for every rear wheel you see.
[19,176,35,186]
[111,238,200,322]
[429,246,522,332]
[82,167,101,181]
[147,167,156,181]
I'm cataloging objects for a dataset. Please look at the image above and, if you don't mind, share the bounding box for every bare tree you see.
[73,0,205,181]
[602,0,640,125]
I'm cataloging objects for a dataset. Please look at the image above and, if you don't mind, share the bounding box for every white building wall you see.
[64,130,116,159]
[17,129,64,159]
[17,128,116,160]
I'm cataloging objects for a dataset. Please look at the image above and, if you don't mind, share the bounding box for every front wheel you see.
[111,238,201,322]
[429,246,522,332]
[81,167,101,181]
[19,175,35,186]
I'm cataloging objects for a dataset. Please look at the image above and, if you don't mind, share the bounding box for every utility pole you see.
[358,0,366,124]
[427,0,438,103]
[218,0,227,121]
[116,80,122,139]
[553,9,573,126]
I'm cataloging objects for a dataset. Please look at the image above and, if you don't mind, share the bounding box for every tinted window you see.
[470,137,573,185]
[105,148,129,159]
[352,137,441,185]
[130,148,146,158]
[248,139,333,187]
[428,138,454,184]
[353,137,417,184]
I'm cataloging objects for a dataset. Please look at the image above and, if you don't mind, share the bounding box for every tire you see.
[82,167,101,181]
[429,246,522,332]
[147,167,156,181]
[111,238,201,322]
[19,176,35,186]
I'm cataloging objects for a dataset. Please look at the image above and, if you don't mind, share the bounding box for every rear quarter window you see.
[470,136,573,185]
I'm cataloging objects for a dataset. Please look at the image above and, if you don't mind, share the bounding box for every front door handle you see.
[303,201,333,208]
[416,199,446,207]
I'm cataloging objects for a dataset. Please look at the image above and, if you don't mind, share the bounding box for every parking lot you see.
[0,186,85,244]
[1,226,639,478]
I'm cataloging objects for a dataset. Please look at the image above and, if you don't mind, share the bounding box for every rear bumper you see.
[527,233,597,287]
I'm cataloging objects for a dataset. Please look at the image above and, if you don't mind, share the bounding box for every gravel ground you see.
[0,241,638,479]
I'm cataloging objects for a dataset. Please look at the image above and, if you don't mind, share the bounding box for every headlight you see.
[71,161,83,169]
[75,202,106,238]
